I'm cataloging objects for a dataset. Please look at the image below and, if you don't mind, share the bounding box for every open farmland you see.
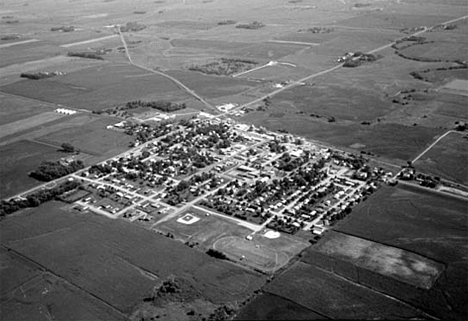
[327,185,468,320]
[36,116,134,157]
[0,93,55,126]
[414,131,468,184]
[0,64,193,111]
[311,231,444,289]
[0,140,66,199]
[0,202,266,317]
[234,293,325,321]
[166,70,261,99]
[264,261,428,320]
[1,273,126,321]
[0,247,42,298]
[0,42,66,68]
[1,0,468,320]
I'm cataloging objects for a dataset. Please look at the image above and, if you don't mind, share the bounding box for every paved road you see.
[224,14,468,115]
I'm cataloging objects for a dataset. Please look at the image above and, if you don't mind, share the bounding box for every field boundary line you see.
[1,245,131,320]
[310,263,440,320]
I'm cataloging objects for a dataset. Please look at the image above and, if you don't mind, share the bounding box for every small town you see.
[42,114,391,242]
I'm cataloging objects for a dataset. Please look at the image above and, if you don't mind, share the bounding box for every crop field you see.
[264,261,427,320]
[1,272,126,321]
[414,132,468,184]
[0,111,66,140]
[0,202,266,315]
[166,70,261,99]
[329,185,468,320]
[0,43,66,68]
[0,93,55,126]
[234,293,324,321]
[0,140,66,199]
[273,84,394,122]
[0,56,107,87]
[36,116,134,157]
[311,231,444,289]
[0,64,192,111]
[170,39,303,61]
[236,64,313,82]
[0,248,42,298]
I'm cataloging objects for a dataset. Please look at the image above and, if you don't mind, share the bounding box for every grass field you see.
[0,202,266,315]
[156,209,252,247]
[414,132,468,184]
[0,140,66,199]
[264,261,427,320]
[214,236,289,273]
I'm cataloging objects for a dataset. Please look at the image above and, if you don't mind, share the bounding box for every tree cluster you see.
[206,248,228,260]
[0,180,80,217]
[125,100,186,112]
[51,26,74,32]
[68,52,104,60]
[119,21,146,32]
[30,160,84,182]
[236,21,265,29]
[189,58,257,76]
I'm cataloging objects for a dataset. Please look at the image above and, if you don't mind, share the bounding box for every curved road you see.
[116,27,217,113]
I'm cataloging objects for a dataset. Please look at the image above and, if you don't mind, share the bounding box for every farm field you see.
[234,293,325,321]
[0,64,193,111]
[166,70,261,99]
[1,272,126,321]
[0,93,55,126]
[0,247,42,298]
[0,42,65,68]
[310,231,444,289]
[1,0,468,319]
[414,131,468,184]
[0,140,67,199]
[264,261,427,320]
[0,202,266,317]
[36,116,134,157]
[328,185,468,320]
